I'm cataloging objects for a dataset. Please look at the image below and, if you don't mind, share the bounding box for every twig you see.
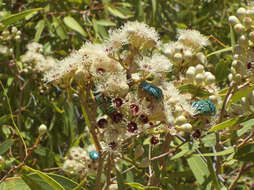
[147,144,153,186]
[0,136,41,183]
[102,154,113,190]
[228,163,246,190]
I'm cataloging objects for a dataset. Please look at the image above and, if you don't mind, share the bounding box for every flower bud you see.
[234,23,245,33]
[176,123,192,132]
[228,73,233,81]
[195,64,204,74]
[237,7,247,16]
[186,66,196,79]
[173,52,183,63]
[183,49,193,60]
[242,17,252,27]
[175,115,187,125]
[235,73,242,81]
[249,31,254,42]
[239,35,249,48]
[196,52,206,64]
[38,124,47,135]
[163,48,173,57]
[205,73,216,84]
[134,145,145,159]
[195,73,205,85]
[228,16,240,25]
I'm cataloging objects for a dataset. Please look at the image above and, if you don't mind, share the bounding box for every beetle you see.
[191,100,216,115]
[140,82,163,100]
[89,150,99,160]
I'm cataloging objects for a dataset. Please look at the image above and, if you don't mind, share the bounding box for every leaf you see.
[193,147,234,156]
[207,47,233,57]
[116,168,126,189]
[177,84,211,97]
[34,20,45,42]
[0,178,30,190]
[126,183,145,190]
[230,25,236,54]
[234,143,254,162]
[63,16,87,37]
[201,133,216,147]
[22,175,44,190]
[237,118,254,137]
[0,114,11,125]
[229,85,254,105]
[0,139,14,155]
[0,8,42,31]
[107,6,131,19]
[52,16,68,40]
[209,114,254,132]
[187,156,210,185]
[23,166,65,190]
[215,60,230,82]
[95,19,116,26]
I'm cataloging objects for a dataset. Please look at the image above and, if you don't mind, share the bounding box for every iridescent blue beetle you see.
[140,82,163,100]
[89,150,99,161]
[192,100,216,115]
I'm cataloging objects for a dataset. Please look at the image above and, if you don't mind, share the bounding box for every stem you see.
[147,144,153,186]
[228,163,246,190]
[102,154,113,190]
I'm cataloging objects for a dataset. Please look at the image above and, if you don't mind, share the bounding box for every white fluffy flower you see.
[177,29,209,49]
[137,54,172,76]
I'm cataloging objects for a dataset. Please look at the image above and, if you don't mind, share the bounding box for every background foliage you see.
[0,0,253,190]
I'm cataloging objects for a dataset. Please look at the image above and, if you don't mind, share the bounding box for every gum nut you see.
[237,7,247,16]
[246,9,254,16]
[134,145,145,158]
[228,16,240,25]
[174,105,183,114]
[38,124,47,135]
[175,115,187,125]
[173,52,183,63]
[195,64,204,73]
[249,31,254,42]
[234,23,245,33]
[164,48,172,56]
[195,73,205,84]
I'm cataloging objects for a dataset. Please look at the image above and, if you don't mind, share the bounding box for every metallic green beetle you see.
[140,82,163,100]
[191,100,216,115]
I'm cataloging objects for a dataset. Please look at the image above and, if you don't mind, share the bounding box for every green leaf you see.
[201,133,216,147]
[234,143,254,162]
[215,60,230,82]
[107,6,131,19]
[116,168,126,189]
[230,25,236,54]
[209,114,254,132]
[63,16,87,37]
[229,85,254,105]
[0,178,30,190]
[0,8,42,31]
[177,84,211,97]
[0,139,14,155]
[207,47,233,57]
[193,147,234,156]
[23,167,65,190]
[187,156,210,185]
[0,114,11,125]
[22,175,44,190]
[237,119,254,137]
[126,183,145,190]
[34,20,45,42]
[52,16,68,40]
[95,19,116,26]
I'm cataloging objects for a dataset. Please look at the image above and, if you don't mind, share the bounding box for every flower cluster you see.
[40,21,219,153]
[62,146,99,176]
[228,6,254,82]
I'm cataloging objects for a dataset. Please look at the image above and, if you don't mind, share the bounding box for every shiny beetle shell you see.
[89,150,99,160]
[192,100,216,115]
[140,82,163,100]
